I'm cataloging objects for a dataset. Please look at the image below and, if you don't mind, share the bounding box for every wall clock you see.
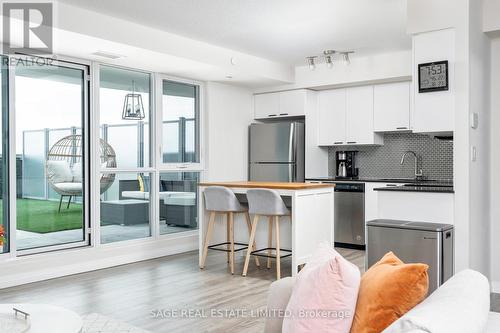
[418,60,449,93]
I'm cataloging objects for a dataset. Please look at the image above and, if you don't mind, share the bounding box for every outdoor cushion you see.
[121,191,196,206]
[162,193,196,206]
[122,191,148,200]
[55,182,83,194]
[47,160,73,184]
[72,162,82,182]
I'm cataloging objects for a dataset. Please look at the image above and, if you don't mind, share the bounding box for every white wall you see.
[205,82,253,181]
[407,0,492,281]
[408,0,472,273]
[468,0,491,278]
[253,50,412,93]
[490,38,500,290]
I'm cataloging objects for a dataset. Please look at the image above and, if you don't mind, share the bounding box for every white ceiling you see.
[57,0,411,65]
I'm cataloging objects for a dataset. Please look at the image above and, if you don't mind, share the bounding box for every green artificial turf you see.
[15,198,83,234]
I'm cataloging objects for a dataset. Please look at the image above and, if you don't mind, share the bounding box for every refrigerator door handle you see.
[289,123,296,164]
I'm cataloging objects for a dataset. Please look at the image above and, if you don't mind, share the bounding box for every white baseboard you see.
[0,233,198,289]
[492,281,500,293]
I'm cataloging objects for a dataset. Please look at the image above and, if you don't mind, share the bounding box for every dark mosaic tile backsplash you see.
[328,133,453,181]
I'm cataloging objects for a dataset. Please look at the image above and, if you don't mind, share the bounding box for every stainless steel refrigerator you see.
[249,122,305,182]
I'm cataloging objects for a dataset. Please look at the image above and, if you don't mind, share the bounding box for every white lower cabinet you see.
[365,182,454,225]
[377,191,454,224]
[365,182,389,223]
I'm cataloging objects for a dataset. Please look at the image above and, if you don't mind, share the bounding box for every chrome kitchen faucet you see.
[400,151,423,180]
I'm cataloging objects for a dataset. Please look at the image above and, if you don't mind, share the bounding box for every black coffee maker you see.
[335,151,358,179]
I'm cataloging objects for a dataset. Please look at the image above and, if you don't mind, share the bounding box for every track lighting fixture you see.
[306,56,317,71]
[323,50,335,68]
[306,50,354,70]
[340,51,354,65]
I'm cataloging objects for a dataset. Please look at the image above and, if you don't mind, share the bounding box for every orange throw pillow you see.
[350,252,429,333]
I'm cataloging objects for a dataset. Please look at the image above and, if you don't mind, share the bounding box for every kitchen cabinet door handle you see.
[279,113,289,116]
[396,127,408,130]
[268,114,277,117]
[334,141,343,145]
[347,141,357,144]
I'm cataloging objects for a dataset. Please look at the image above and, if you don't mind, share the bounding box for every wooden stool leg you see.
[244,212,260,267]
[226,213,230,263]
[229,212,235,275]
[275,216,281,280]
[200,212,216,269]
[267,216,273,269]
[243,214,259,276]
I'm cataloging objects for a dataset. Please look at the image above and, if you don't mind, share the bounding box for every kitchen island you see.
[198,181,335,276]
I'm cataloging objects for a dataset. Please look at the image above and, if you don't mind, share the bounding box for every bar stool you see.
[242,189,292,280]
[200,186,260,274]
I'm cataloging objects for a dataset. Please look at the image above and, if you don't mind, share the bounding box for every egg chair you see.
[46,135,116,212]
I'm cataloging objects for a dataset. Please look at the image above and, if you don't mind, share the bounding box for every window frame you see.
[155,74,204,172]
[94,63,157,246]
[7,55,92,256]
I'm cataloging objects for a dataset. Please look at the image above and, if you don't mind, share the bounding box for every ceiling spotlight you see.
[340,51,354,66]
[306,56,317,71]
[323,50,335,69]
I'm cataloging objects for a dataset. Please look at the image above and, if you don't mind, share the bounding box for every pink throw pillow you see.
[282,243,361,333]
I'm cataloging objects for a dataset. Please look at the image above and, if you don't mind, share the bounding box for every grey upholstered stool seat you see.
[243,189,292,280]
[200,186,259,274]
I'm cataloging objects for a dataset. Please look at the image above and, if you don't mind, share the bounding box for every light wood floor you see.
[0,248,364,333]
[1,249,495,332]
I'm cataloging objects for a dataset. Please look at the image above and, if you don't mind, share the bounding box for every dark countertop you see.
[374,185,454,193]
[306,177,453,185]
[306,177,454,193]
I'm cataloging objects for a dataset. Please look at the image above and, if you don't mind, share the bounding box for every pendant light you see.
[122,80,145,120]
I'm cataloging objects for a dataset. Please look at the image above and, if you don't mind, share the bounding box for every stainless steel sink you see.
[378,178,416,182]
[403,183,453,188]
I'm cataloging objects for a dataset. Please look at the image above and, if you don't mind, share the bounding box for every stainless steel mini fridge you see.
[367,219,454,293]
[249,122,305,182]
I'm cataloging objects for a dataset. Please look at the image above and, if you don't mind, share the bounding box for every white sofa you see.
[265,269,500,333]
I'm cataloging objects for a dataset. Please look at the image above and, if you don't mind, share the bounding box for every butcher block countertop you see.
[198,181,335,190]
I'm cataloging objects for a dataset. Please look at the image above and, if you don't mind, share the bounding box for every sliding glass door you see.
[1,57,9,254]
[14,59,89,252]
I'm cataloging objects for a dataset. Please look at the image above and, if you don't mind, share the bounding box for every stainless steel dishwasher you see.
[334,182,365,249]
[367,219,454,293]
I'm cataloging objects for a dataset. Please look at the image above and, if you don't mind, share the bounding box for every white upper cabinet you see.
[374,82,411,132]
[254,89,307,119]
[254,92,280,119]
[346,86,382,145]
[317,89,346,145]
[412,29,455,134]
[279,90,307,117]
[317,86,382,146]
